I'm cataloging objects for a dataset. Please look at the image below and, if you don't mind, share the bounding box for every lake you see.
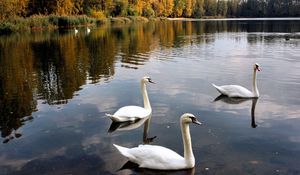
[0,19,300,175]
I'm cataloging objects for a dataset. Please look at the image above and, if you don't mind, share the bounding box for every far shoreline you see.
[167,17,300,21]
[1,16,300,35]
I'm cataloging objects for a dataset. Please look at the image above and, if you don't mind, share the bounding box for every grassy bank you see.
[0,16,155,35]
[0,15,103,35]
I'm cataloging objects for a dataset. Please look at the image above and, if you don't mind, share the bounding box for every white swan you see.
[113,113,201,170]
[106,76,154,122]
[86,27,90,34]
[212,63,261,98]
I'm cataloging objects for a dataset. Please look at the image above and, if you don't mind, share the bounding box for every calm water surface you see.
[0,19,300,175]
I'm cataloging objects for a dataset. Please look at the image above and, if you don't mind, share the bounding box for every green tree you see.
[193,0,205,17]
[111,0,128,16]
[174,0,185,17]
[227,0,239,17]
[217,0,227,16]
[204,0,217,16]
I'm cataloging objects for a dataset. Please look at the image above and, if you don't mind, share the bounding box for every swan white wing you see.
[213,84,253,98]
[114,144,186,170]
[114,106,150,117]
[107,106,151,122]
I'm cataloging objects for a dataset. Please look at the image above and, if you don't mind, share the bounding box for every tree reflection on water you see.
[0,19,299,143]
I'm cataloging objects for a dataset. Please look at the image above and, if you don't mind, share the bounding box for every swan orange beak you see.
[257,67,261,71]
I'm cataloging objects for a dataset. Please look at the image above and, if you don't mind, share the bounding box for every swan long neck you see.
[141,81,151,110]
[181,121,195,167]
[252,69,259,97]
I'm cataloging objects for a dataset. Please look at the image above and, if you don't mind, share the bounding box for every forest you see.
[1,0,300,20]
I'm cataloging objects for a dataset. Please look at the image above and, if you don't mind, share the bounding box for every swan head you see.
[142,76,155,84]
[181,113,202,125]
[254,63,261,71]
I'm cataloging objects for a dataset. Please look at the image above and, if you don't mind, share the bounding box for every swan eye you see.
[146,78,155,84]
[189,116,196,122]
[189,116,202,125]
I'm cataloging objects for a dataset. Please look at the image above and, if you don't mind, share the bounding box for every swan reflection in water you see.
[108,115,157,144]
[214,95,258,128]
[119,163,195,175]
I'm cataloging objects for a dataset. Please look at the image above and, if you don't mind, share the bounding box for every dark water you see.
[0,19,300,175]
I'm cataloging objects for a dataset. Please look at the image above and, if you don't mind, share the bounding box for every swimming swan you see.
[106,76,154,122]
[113,113,201,170]
[74,28,78,35]
[212,63,261,98]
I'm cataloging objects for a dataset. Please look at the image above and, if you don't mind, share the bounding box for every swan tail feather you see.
[212,83,226,95]
[113,144,132,158]
[212,83,219,88]
[105,113,113,117]
[106,113,121,122]
[212,83,221,91]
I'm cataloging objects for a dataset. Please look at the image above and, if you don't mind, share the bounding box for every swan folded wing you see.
[128,145,186,170]
[215,85,253,98]
[115,106,151,118]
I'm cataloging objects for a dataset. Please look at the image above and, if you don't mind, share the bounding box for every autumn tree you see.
[2,0,300,20]
[55,0,75,15]
[143,0,155,17]
[153,1,164,16]
[73,0,84,15]
[0,0,29,19]
[184,0,194,17]
[165,0,175,17]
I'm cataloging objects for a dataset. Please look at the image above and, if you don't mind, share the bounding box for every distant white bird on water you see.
[212,63,261,98]
[113,113,202,170]
[106,76,154,122]
[74,28,78,35]
[86,27,90,34]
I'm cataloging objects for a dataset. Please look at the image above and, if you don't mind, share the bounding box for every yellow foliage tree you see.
[0,0,29,19]
[165,0,174,17]
[55,0,74,15]
[153,1,164,16]
[136,0,143,15]
[185,0,193,17]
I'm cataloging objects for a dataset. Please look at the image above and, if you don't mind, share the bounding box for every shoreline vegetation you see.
[1,16,300,35]
[0,15,153,35]
[1,0,299,35]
